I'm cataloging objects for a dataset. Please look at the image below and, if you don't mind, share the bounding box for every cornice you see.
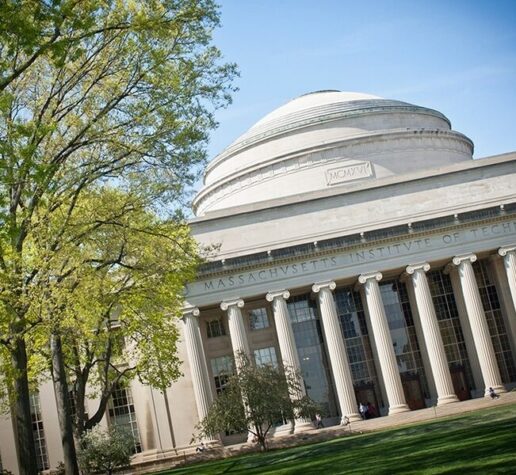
[196,208,516,279]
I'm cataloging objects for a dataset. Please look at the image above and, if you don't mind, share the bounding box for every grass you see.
[159,404,516,474]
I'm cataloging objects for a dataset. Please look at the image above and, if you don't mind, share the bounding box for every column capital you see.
[266,290,290,302]
[312,280,336,293]
[452,253,477,266]
[358,271,383,284]
[183,306,200,318]
[406,262,431,275]
[498,245,516,257]
[220,298,244,311]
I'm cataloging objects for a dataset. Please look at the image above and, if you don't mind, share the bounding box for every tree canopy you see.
[0,1,237,473]
[34,187,200,428]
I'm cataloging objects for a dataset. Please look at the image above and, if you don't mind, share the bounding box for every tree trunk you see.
[71,344,88,437]
[51,332,80,475]
[163,389,177,451]
[12,334,39,475]
[259,436,267,452]
[255,425,267,452]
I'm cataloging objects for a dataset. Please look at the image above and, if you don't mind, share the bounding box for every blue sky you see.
[207,0,516,161]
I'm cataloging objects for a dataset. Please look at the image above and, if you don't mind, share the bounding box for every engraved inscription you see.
[185,219,516,301]
[326,161,372,186]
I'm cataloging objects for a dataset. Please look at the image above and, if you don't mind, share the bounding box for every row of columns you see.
[183,248,516,432]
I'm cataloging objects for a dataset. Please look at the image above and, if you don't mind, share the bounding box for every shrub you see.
[78,426,134,475]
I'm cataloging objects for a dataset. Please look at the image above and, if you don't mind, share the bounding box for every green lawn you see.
[160,404,516,474]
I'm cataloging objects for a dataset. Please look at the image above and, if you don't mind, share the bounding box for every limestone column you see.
[406,263,458,405]
[358,272,409,414]
[498,246,516,312]
[220,299,250,369]
[452,254,505,395]
[266,290,313,432]
[182,307,213,423]
[445,265,484,392]
[312,281,362,423]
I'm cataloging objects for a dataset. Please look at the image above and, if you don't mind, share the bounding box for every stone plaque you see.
[326,161,372,186]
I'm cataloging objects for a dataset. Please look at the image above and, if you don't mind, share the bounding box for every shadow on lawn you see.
[166,406,516,475]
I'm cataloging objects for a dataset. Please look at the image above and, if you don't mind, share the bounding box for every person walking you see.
[359,403,367,420]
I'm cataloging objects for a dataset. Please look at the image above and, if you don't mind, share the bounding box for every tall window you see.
[108,384,142,453]
[288,295,338,417]
[428,270,473,387]
[30,393,49,471]
[248,307,270,330]
[380,279,429,397]
[254,347,278,367]
[207,318,225,338]
[474,260,516,383]
[211,355,233,393]
[334,287,381,404]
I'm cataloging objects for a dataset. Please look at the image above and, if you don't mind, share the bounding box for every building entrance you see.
[354,382,380,418]
[450,364,471,401]
[401,373,426,410]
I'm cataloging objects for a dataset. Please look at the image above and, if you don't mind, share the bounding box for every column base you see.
[388,404,410,415]
[293,419,314,433]
[344,413,362,423]
[437,394,459,405]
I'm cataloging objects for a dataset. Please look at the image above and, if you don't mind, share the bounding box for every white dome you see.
[251,90,381,128]
[193,91,473,216]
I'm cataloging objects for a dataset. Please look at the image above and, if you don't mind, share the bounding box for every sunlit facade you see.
[1,91,515,472]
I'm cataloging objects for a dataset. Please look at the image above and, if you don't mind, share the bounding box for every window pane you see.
[428,270,474,389]
[211,355,234,393]
[249,308,269,330]
[380,279,430,398]
[254,347,278,367]
[108,384,142,453]
[207,318,225,338]
[30,393,49,471]
[288,295,338,417]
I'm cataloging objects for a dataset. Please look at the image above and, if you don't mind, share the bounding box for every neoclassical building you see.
[1,91,516,472]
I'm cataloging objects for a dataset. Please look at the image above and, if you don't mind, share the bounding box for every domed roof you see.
[193,90,473,216]
[251,90,382,128]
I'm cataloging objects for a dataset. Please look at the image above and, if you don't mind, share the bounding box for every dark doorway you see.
[355,382,380,418]
[401,373,426,410]
[450,364,471,401]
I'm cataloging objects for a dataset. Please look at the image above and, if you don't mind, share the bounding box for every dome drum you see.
[194,91,474,216]
[203,107,453,187]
